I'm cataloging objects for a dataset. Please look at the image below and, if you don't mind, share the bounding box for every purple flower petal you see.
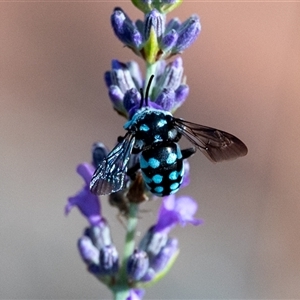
[127,289,144,300]
[174,196,203,226]
[154,194,203,233]
[65,163,103,226]
[77,163,95,186]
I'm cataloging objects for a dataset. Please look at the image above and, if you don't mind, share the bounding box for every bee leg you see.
[126,162,140,180]
[181,147,196,159]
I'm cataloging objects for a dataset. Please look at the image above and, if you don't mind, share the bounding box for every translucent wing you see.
[90,133,135,195]
[173,118,248,162]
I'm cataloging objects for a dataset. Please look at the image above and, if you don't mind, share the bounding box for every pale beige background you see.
[1,1,300,299]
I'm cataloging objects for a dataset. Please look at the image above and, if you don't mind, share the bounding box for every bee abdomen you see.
[139,143,184,196]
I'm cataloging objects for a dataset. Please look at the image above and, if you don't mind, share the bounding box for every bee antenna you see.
[139,88,144,109]
[139,75,154,109]
[145,75,154,107]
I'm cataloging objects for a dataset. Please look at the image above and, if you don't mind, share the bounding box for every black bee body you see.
[90,76,248,197]
[123,107,190,196]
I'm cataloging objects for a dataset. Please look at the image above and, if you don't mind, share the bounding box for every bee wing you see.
[90,133,135,195]
[173,118,248,162]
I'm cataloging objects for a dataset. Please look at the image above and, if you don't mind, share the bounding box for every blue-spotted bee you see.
[90,75,248,197]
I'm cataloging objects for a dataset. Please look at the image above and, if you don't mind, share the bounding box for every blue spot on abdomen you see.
[148,158,160,169]
[154,186,164,193]
[169,171,179,180]
[166,153,177,164]
[152,174,163,184]
[170,182,179,190]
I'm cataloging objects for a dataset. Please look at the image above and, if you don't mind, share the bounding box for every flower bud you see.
[91,142,109,169]
[140,268,156,282]
[127,61,143,89]
[111,60,136,93]
[127,249,149,281]
[144,10,165,41]
[154,58,183,98]
[155,88,175,111]
[174,15,201,53]
[99,245,119,276]
[84,220,112,250]
[104,71,112,87]
[172,84,189,112]
[78,236,99,265]
[111,7,142,48]
[160,29,178,52]
[123,88,141,113]
[165,18,181,32]
[139,226,168,256]
[150,237,178,272]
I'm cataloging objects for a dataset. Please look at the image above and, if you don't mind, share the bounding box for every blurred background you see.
[1,1,300,299]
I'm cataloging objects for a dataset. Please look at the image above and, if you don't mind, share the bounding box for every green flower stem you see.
[113,288,130,300]
[122,202,139,275]
[113,202,139,300]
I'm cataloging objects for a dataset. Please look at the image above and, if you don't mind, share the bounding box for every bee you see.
[90,75,248,197]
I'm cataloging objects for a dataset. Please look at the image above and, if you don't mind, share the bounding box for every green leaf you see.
[143,27,160,64]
